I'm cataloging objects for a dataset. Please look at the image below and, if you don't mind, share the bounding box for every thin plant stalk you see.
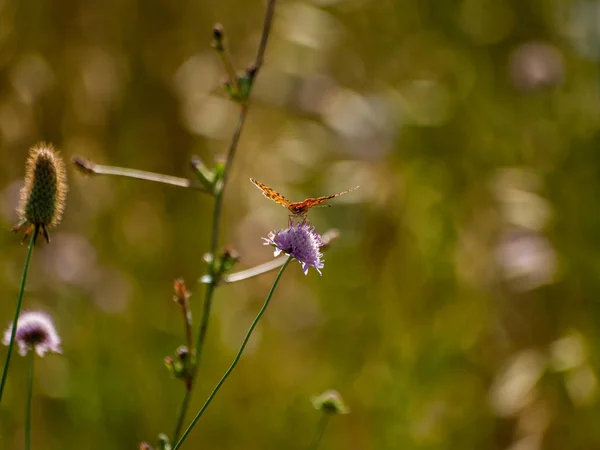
[171,296,195,439]
[25,350,34,450]
[173,389,192,442]
[0,225,39,405]
[193,0,278,371]
[192,109,247,372]
[72,156,207,192]
[174,111,248,442]
[172,256,292,450]
[223,257,287,283]
[308,412,330,450]
[171,0,278,440]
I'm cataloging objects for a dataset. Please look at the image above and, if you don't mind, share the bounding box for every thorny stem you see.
[308,412,330,450]
[72,156,208,192]
[172,256,292,450]
[172,0,278,440]
[0,225,38,406]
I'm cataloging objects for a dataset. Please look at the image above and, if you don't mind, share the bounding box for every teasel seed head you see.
[13,143,67,244]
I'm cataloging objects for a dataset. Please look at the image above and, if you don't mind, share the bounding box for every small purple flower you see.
[263,223,324,275]
[3,311,61,357]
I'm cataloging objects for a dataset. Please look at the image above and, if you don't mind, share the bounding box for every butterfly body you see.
[250,178,358,224]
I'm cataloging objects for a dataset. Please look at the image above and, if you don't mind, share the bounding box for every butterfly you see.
[250,178,359,225]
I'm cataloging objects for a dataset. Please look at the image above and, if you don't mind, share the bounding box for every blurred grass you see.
[1,0,600,449]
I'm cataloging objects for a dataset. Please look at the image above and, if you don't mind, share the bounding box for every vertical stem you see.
[194,105,247,374]
[25,350,34,450]
[172,256,292,450]
[0,225,38,405]
[171,0,278,439]
[181,304,194,377]
[173,390,192,441]
[308,412,330,450]
[254,0,277,70]
[172,300,195,439]
[173,103,248,442]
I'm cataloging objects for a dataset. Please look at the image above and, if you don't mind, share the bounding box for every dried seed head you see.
[14,143,67,243]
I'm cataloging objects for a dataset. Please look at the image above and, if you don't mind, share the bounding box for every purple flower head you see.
[263,223,324,275]
[3,311,61,357]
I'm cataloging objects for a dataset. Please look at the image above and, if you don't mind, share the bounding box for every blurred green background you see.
[1,0,600,448]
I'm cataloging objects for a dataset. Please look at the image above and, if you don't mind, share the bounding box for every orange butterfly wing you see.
[251,179,359,220]
[303,185,360,208]
[250,178,291,208]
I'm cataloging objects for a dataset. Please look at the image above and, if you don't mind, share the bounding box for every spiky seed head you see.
[16,143,67,242]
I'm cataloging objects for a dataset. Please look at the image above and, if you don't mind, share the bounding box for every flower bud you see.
[173,278,191,306]
[311,390,350,415]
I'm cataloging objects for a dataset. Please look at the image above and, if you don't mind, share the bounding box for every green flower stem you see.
[71,156,208,192]
[171,0,277,440]
[191,100,248,374]
[172,256,292,450]
[174,133,247,439]
[254,0,277,70]
[171,296,195,439]
[308,412,330,450]
[0,225,38,405]
[25,350,34,450]
[172,389,192,443]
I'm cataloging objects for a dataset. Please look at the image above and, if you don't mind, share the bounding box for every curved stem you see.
[308,412,330,450]
[172,256,292,450]
[0,225,38,405]
[25,350,34,450]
